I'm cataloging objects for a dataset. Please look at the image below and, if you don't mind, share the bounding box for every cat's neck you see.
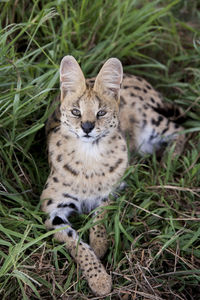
[61,129,120,162]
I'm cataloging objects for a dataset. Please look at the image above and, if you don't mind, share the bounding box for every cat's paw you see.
[88,271,112,296]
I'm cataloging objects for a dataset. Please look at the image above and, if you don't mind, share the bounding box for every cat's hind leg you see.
[136,112,186,157]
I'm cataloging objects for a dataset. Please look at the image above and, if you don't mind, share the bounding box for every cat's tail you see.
[153,102,186,125]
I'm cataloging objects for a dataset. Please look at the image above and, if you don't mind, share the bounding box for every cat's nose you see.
[81,121,95,134]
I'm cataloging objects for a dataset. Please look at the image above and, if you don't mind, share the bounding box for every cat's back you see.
[119,74,164,130]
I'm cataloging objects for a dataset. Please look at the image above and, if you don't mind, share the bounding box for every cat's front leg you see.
[89,199,110,259]
[55,228,112,296]
[43,199,112,296]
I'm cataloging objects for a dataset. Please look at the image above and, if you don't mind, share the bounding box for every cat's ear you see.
[60,56,86,101]
[94,58,123,101]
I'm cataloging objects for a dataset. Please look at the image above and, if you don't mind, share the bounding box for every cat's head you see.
[59,55,123,143]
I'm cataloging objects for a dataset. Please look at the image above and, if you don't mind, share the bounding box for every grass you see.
[0,0,200,299]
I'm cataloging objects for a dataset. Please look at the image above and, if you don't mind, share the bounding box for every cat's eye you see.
[97,110,107,117]
[71,109,81,117]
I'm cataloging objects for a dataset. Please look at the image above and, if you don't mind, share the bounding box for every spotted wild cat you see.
[41,56,185,296]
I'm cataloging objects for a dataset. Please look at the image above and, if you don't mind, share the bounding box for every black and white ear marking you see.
[94,58,123,101]
[60,55,86,100]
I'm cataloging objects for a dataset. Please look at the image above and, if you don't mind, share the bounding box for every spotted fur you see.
[41,56,185,296]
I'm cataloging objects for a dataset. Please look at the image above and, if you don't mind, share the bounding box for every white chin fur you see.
[80,136,95,143]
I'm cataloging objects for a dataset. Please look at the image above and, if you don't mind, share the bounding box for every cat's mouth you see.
[81,134,94,142]
[84,134,91,138]
[81,131,109,143]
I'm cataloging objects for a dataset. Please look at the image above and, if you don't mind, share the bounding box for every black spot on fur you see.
[57,154,62,162]
[69,203,77,209]
[67,150,75,156]
[56,140,61,147]
[53,177,59,183]
[151,115,164,127]
[161,127,169,135]
[142,119,147,128]
[58,202,78,211]
[47,199,52,205]
[68,230,73,237]
[129,116,136,123]
[153,105,186,124]
[62,193,78,201]
[109,158,123,173]
[134,86,141,91]
[63,182,71,187]
[63,164,79,176]
[52,216,66,225]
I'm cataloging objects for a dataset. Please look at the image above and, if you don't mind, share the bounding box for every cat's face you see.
[59,56,123,143]
[60,88,119,143]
